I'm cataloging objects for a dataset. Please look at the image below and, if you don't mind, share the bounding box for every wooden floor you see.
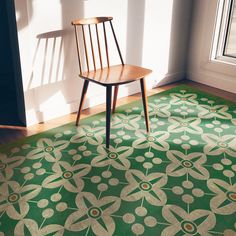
[1,80,236,145]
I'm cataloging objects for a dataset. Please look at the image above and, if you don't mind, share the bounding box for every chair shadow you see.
[24,29,76,122]
[27,29,72,90]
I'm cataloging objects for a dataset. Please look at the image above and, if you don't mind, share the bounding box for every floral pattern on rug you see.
[0,85,236,235]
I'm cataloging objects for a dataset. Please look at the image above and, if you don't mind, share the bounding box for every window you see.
[213,0,236,63]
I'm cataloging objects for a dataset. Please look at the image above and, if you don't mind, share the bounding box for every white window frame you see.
[191,0,236,93]
[212,0,236,64]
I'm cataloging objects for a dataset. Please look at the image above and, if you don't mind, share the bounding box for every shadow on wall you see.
[19,0,85,123]
[126,0,146,96]
[27,29,71,90]
[24,29,72,122]
[15,0,33,31]
[167,0,193,83]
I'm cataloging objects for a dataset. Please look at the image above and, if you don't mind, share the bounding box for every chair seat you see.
[80,64,152,86]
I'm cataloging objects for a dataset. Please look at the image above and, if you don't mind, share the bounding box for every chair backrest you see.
[71,16,124,74]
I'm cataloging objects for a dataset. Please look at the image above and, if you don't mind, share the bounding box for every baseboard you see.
[26,71,185,126]
[26,84,142,126]
[153,71,185,87]
[187,71,236,94]
[68,83,142,115]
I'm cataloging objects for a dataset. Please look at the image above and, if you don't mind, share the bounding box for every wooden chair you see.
[71,17,152,149]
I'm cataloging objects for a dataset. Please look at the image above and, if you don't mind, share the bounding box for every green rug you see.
[1,85,236,236]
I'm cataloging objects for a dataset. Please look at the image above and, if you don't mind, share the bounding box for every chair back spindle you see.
[74,26,82,74]
[88,25,96,70]
[96,24,103,69]
[72,17,124,75]
[103,22,110,68]
[81,25,90,72]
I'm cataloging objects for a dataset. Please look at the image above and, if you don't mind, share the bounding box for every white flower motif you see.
[224,229,236,235]
[208,179,236,215]
[0,153,24,181]
[166,150,209,180]
[168,116,203,134]
[42,161,91,192]
[198,104,232,119]
[0,181,41,220]
[70,125,104,146]
[132,130,169,151]
[121,169,168,206]
[161,205,216,236]
[202,133,236,157]
[65,192,120,236]
[232,118,236,125]
[145,103,171,118]
[14,219,64,235]
[170,92,198,106]
[111,113,141,131]
[26,138,69,162]
[91,145,133,170]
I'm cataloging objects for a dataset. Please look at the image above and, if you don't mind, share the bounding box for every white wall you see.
[187,0,236,93]
[15,0,193,125]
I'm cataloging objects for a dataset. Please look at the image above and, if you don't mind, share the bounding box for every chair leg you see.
[76,80,89,126]
[106,86,112,149]
[140,78,150,133]
[112,85,119,114]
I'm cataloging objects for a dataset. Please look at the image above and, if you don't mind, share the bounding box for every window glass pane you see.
[224,0,236,57]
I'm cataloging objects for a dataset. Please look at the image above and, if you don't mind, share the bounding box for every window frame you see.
[212,0,236,64]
